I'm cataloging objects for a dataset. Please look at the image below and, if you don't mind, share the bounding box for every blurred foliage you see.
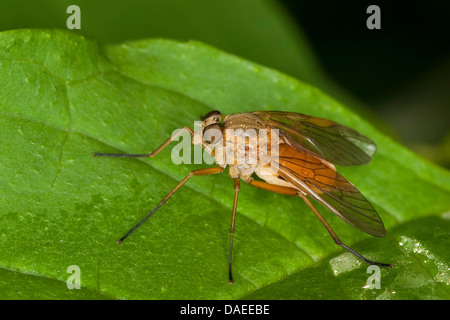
[1,0,448,167]
[0,0,395,136]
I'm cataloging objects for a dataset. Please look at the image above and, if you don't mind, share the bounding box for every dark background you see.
[283,0,450,104]
[281,0,450,166]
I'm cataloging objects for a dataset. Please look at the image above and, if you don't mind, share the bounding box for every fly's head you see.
[193,110,224,147]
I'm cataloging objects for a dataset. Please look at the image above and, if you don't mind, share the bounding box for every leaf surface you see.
[0,29,449,299]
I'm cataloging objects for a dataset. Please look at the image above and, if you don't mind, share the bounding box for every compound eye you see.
[203,124,223,145]
[202,110,221,121]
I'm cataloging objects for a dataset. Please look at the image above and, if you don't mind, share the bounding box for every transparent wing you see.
[253,111,376,166]
[274,143,386,236]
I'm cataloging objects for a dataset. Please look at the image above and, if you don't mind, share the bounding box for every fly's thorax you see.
[223,112,267,131]
[213,127,280,168]
[193,113,281,170]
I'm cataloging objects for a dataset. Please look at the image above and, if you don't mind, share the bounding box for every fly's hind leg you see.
[246,178,299,196]
[246,177,392,268]
[298,192,393,268]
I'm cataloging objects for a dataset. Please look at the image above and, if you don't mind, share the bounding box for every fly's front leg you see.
[94,126,194,158]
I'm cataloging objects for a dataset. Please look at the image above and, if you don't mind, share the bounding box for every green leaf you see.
[0,0,390,130]
[244,216,450,300]
[0,29,449,299]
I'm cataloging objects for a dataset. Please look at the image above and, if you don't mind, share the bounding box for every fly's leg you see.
[246,178,392,268]
[299,193,393,268]
[117,166,224,244]
[228,178,240,284]
[246,179,298,196]
[94,126,194,159]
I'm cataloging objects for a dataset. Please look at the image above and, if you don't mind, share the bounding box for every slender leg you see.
[228,178,240,284]
[94,126,194,158]
[245,178,392,268]
[247,178,298,196]
[298,192,392,268]
[118,166,224,244]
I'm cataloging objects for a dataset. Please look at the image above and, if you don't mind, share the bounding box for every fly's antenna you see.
[182,108,197,127]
